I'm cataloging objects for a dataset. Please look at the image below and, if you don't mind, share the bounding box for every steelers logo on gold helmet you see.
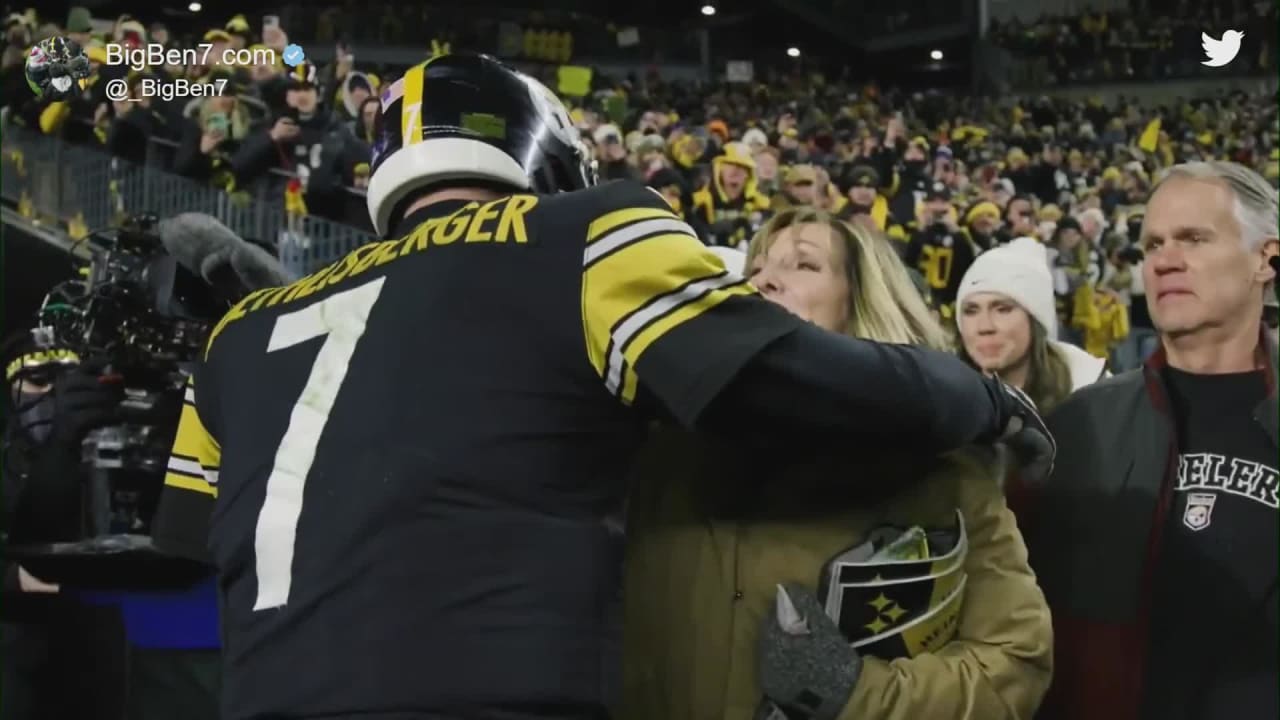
[366,52,596,237]
[816,511,968,660]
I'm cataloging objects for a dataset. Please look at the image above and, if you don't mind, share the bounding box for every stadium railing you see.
[0,124,375,277]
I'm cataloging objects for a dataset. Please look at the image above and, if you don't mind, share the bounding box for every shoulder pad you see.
[576,179,673,214]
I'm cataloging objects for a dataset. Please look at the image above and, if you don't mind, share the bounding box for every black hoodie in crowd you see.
[230,103,345,200]
[890,159,931,226]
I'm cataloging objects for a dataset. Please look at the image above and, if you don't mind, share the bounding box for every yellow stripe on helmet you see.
[401,62,426,146]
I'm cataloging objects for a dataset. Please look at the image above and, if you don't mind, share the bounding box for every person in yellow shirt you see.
[1072,284,1130,359]
[690,143,772,247]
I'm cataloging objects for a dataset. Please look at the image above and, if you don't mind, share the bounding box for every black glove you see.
[8,361,121,544]
[756,584,862,720]
[983,376,1056,484]
[47,360,122,448]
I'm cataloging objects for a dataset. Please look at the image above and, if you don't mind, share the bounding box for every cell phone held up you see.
[336,36,354,65]
[204,111,229,135]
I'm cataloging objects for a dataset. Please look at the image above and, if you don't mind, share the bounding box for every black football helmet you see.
[367,53,596,236]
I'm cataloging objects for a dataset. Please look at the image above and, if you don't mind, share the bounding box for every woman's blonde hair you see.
[746,208,952,351]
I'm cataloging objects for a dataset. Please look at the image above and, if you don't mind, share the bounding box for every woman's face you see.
[754,152,778,180]
[748,222,850,332]
[361,100,379,131]
[972,212,1000,236]
[719,164,748,196]
[787,180,816,205]
[1058,228,1082,251]
[959,292,1034,374]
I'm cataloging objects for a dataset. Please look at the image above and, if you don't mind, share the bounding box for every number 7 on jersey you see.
[253,278,386,610]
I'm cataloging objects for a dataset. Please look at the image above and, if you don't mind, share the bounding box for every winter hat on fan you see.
[955,236,1057,339]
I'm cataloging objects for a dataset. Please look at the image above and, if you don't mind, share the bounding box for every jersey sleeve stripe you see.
[166,467,204,481]
[164,395,222,498]
[168,456,203,475]
[595,268,717,392]
[582,225,758,402]
[584,219,697,269]
[164,473,216,497]
[605,272,752,400]
[166,455,220,484]
[586,206,678,244]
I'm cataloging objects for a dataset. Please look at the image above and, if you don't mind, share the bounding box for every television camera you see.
[5,211,294,589]
[27,213,229,538]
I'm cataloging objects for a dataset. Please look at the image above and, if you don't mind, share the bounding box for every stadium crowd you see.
[3,3,1278,371]
[0,3,1278,720]
[989,0,1276,85]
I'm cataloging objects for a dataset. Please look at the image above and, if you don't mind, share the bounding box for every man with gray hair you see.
[1076,206,1108,249]
[1021,161,1279,720]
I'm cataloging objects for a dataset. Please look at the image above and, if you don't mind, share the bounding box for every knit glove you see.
[756,583,862,720]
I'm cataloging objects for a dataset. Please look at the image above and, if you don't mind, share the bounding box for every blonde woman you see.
[956,236,1108,416]
[622,209,1052,720]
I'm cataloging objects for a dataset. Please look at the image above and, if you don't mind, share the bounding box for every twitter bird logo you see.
[1202,29,1243,67]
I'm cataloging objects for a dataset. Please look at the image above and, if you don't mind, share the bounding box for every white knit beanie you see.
[955,237,1058,339]
[742,128,769,149]
[592,123,622,145]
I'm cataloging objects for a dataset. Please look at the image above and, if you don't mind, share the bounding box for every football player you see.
[152,53,1052,720]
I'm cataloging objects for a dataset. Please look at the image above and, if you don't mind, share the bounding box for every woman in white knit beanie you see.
[954,237,1107,414]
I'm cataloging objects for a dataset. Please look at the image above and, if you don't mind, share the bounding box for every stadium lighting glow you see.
[188,1,202,10]
[701,4,716,15]
[786,47,800,58]
[930,49,943,60]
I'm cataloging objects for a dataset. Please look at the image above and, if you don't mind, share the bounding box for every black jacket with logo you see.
[1023,331,1279,720]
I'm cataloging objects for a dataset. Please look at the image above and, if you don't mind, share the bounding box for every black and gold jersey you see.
[158,373,221,542]
[151,179,801,718]
[903,225,981,319]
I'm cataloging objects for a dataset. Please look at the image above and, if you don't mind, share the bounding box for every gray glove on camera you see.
[756,583,862,720]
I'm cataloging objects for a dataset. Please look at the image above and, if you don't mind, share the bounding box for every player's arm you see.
[580,182,1006,453]
[151,368,220,564]
[698,322,1008,452]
